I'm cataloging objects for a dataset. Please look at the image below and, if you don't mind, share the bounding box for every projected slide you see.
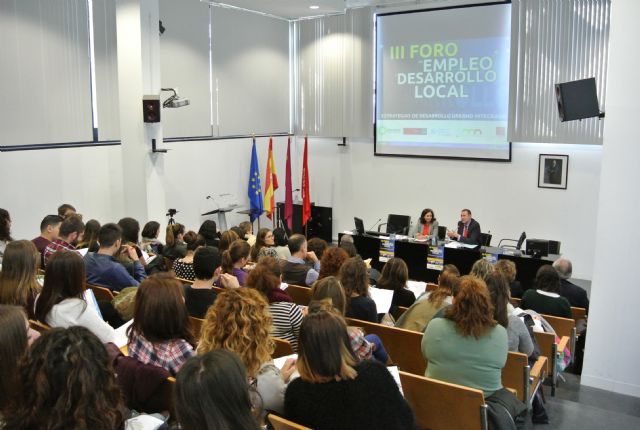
[375,2,512,160]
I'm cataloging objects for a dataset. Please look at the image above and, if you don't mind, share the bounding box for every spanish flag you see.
[263,138,279,219]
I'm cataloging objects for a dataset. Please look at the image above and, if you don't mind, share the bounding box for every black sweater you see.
[285,360,416,430]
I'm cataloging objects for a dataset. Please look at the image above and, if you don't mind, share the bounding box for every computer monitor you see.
[526,239,549,257]
[437,226,447,241]
[354,217,365,235]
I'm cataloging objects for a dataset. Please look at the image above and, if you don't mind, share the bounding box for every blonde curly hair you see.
[197,288,274,376]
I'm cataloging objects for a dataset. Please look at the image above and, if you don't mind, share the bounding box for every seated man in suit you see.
[446,209,482,245]
[552,258,589,311]
[280,234,320,286]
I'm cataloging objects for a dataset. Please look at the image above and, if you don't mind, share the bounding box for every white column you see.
[581,0,640,397]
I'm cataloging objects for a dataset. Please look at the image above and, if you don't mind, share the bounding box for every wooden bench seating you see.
[285,284,311,306]
[268,414,312,430]
[272,337,295,358]
[534,331,570,396]
[501,351,547,410]
[88,283,116,301]
[29,319,51,333]
[541,313,577,360]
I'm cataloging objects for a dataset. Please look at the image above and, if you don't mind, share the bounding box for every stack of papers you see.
[369,287,394,314]
[114,320,134,348]
[406,280,427,298]
[387,365,404,395]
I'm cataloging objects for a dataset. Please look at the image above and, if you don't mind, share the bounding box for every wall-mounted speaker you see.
[555,78,600,122]
[143,96,161,123]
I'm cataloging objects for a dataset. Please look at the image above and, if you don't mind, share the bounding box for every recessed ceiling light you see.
[309,5,319,9]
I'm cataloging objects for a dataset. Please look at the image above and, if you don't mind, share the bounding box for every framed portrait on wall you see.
[538,154,569,189]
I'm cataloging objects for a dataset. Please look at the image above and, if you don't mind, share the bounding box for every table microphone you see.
[368,218,382,232]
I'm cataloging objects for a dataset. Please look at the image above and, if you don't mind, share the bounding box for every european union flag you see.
[247,138,263,222]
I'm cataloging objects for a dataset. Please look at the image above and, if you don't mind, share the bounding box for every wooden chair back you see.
[189,316,204,340]
[272,337,295,358]
[177,277,193,285]
[395,305,409,319]
[511,297,522,308]
[285,284,311,306]
[29,319,51,333]
[88,284,115,301]
[533,331,568,396]
[345,317,426,375]
[268,414,312,430]
[571,306,587,325]
[541,313,576,356]
[501,351,529,403]
[399,371,487,430]
[426,283,438,292]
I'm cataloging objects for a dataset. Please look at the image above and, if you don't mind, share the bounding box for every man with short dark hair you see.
[42,215,85,266]
[32,215,64,267]
[84,223,146,292]
[447,209,482,245]
[183,246,221,318]
[281,234,320,286]
[553,258,589,310]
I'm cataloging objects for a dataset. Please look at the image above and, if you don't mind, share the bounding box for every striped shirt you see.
[269,302,303,351]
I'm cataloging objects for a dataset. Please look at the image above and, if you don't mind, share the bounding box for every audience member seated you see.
[553,258,589,310]
[218,239,251,287]
[57,203,76,219]
[173,231,205,281]
[338,236,358,258]
[340,257,378,323]
[183,246,221,318]
[318,246,349,280]
[42,215,85,267]
[422,276,508,397]
[311,277,390,363]
[219,229,240,252]
[0,241,41,318]
[140,221,163,255]
[127,274,195,375]
[376,257,416,313]
[198,219,220,248]
[469,258,494,281]
[522,265,572,318]
[273,227,291,259]
[85,223,147,292]
[0,208,13,264]
[198,288,297,416]
[281,234,320,287]
[247,259,303,351]
[486,272,534,356]
[307,237,328,260]
[31,214,63,267]
[284,306,415,430]
[250,228,278,261]
[0,305,32,413]
[2,326,134,429]
[239,221,256,246]
[163,223,187,260]
[395,271,459,332]
[409,208,439,241]
[35,252,116,343]
[76,218,100,252]
[495,259,524,299]
[175,350,262,430]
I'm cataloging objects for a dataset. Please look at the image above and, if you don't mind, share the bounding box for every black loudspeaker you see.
[555,78,600,122]
[143,96,161,123]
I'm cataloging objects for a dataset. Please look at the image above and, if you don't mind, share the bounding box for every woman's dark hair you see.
[221,240,251,274]
[193,246,222,280]
[377,257,409,292]
[272,228,288,247]
[444,276,496,339]
[141,221,161,239]
[418,208,436,225]
[128,273,194,345]
[0,208,12,241]
[307,237,328,259]
[246,263,280,297]
[3,326,124,430]
[485,272,510,329]
[78,219,101,249]
[35,252,86,323]
[0,305,28,409]
[318,246,349,279]
[166,223,186,248]
[175,350,260,430]
[250,228,272,261]
[219,230,240,252]
[0,240,40,309]
[184,231,205,252]
[118,217,140,244]
[535,265,561,293]
[231,226,247,241]
[310,277,346,315]
[198,220,219,242]
[339,257,369,298]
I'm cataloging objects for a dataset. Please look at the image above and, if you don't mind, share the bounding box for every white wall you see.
[581,0,640,398]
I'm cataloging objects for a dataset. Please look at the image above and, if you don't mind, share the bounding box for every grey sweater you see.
[507,314,534,356]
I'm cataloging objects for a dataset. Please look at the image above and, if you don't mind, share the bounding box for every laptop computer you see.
[354,217,365,235]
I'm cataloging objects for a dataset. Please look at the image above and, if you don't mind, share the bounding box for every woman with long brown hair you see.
[127,273,194,375]
[318,246,349,279]
[163,222,187,260]
[198,288,296,416]
[339,257,377,323]
[218,239,251,286]
[250,228,278,261]
[0,240,41,318]
[0,305,30,412]
[376,257,416,312]
[422,275,508,397]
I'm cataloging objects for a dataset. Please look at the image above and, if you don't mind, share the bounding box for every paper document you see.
[406,280,427,299]
[83,289,103,319]
[140,250,157,265]
[369,287,394,314]
[387,366,404,395]
[114,320,134,348]
[124,414,166,430]
[76,247,89,257]
[273,353,298,369]
[280,282,289,290]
